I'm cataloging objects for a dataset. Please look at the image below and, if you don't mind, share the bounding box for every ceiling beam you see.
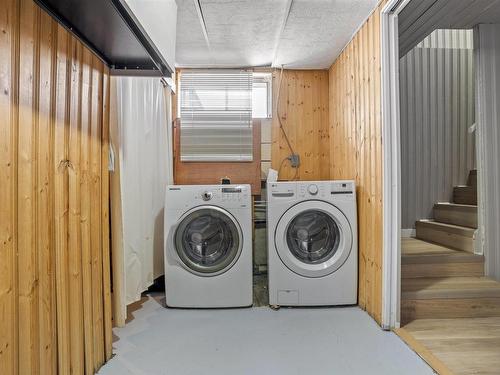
[271,0,293,67]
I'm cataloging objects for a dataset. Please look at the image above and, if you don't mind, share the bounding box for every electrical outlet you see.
[289,154,300,168]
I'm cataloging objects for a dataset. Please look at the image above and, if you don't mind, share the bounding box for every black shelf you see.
[35,0,173,77]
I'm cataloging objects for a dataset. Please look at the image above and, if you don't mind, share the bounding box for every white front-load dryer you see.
[267,180,358,307]
[164,184,252,308]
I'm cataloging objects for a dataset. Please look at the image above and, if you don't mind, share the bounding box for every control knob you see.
[308,184,319,195]
[202,191,213,201]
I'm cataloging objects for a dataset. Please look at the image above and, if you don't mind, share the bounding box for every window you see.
[252,73,272,118]
[179,70,253,162]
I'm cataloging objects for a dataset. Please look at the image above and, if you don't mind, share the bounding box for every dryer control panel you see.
[197,186,250,204]
[166,184,251,210]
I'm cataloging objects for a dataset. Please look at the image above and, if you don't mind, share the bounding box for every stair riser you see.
[434,207,478,228]
[453,187,477,205]
[416,224,474,253]
[401,298,500,325]
[402,262,484,279]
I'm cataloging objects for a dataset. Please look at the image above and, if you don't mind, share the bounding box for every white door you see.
[274,201,353,278]
[173,206,243,276]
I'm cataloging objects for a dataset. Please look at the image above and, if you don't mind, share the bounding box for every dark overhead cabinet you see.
[35,0,173,77]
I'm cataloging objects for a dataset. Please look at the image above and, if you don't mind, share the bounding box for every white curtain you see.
[115,77,173,305]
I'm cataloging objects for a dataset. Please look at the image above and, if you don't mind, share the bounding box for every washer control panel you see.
[298,183,326,198]
[268,181,355,201]
[269,183,296,199]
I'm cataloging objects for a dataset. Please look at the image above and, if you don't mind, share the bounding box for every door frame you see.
[475,24,500,280]
[380,0,413,330]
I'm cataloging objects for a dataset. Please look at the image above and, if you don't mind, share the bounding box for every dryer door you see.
[173,206,243,276]
[274,200,353,278]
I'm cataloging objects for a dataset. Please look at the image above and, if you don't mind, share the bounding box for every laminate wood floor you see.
[398,317,500,375]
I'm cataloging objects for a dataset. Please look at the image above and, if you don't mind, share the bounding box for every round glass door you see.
[275,201,352,278]
[174,207,242,275]
[286,210,340,264]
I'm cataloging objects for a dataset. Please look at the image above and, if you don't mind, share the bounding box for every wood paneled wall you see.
[328,2,385,323]
[271,70,330,181]
[0,0,112,374]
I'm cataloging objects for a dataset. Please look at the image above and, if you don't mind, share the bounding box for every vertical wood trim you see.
[0,0,19,372]
[101,67,113,361]
[90,55,105,369]
[18,2,40,372]
[37,11,57,374]
[67,33,85,375]
[80,46,95,375]
[328,1,386,323]
[53,21,71,375]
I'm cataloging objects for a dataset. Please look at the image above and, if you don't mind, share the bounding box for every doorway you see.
[382,0,500,373]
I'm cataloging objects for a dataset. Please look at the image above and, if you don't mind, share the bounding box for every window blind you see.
[180,70,253,162]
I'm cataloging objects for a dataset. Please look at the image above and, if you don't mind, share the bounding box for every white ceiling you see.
[175,0,379,69]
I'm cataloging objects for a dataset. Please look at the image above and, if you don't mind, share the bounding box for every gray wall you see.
[476,24,500,280]
[400,29,476,229]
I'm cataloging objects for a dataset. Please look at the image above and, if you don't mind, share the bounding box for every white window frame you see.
[253,73,272,119]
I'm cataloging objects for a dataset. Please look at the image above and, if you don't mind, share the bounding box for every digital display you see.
[222,187,242,193]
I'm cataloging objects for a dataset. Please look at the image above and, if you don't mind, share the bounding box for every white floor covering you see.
[98,294,434,375]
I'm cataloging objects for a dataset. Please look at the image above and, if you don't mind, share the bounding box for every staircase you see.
[401,170,500,325]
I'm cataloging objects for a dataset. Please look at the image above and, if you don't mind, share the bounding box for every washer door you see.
[173,206,243,276]
[274,201,353,278]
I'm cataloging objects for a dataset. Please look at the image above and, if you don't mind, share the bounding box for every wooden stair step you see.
[402,238,484,278]
[416,220,476,253]
[433,202,477,228]
[401,277,500,324]
[453,185,477,205]
[402,277,500,299]
[402,237,459,257]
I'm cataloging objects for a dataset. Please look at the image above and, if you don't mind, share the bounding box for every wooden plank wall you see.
[328,1,385,323]
[271,69,330,181]
[0,0,112,374]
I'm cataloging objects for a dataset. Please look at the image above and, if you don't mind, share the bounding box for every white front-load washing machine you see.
[267,180,357,307]
[164,184,252,308]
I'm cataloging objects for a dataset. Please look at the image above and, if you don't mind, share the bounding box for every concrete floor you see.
[98,294,434,375]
